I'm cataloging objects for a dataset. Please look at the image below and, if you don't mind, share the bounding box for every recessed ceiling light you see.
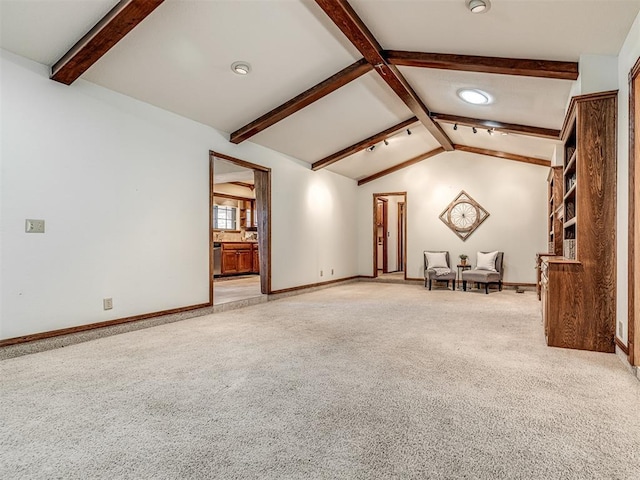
[467,0,491,14]
[231,61,251,75]
[457,89,491,105]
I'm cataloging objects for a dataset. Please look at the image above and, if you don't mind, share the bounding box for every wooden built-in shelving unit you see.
[540,90,617,353]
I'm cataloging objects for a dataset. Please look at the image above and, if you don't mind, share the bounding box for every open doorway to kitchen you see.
[372,192,407,280]
[210,152,271,305]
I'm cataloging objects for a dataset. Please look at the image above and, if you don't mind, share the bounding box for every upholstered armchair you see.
[423,251,456,291]
[462,251,504,294]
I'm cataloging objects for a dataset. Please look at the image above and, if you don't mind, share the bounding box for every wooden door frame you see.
[210,151,271,295]
[628,58,640,365]
[397,201,405,273]
[372,192,407,279]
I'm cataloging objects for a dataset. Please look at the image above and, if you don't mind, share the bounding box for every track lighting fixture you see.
[366,145,376,152]
[472,127,477,134]
[453,124,458,131]
[406,129,412,135]
[487,128,493,135]
[384,139,389,146]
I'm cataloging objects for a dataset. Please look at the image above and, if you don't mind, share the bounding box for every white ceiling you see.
[2,0,639,182]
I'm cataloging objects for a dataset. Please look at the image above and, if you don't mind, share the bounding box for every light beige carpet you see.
[1,283,639,479]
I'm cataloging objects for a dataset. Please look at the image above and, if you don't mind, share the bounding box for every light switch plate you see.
[25,219,45,233]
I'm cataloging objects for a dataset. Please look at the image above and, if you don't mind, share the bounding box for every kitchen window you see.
[214,205,237,230]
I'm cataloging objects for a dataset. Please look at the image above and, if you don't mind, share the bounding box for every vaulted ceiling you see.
[2,0,639,184]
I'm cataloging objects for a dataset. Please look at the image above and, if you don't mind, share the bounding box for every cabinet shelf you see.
[563,217,577,229]
[563,183,577,201]
[564,149,577,175]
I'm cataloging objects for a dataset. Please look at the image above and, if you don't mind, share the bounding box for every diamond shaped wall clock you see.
[439,190,490,241]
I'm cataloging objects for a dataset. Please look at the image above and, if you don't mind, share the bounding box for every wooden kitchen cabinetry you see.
[252,244,259,274]
[541,90,617,353]
[221,243,253,275]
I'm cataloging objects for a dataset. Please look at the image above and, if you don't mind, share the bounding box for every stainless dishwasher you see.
[213,243,222,276]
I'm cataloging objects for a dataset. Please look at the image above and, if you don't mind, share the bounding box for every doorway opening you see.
[372,192,407,280]
[210,152,271,305]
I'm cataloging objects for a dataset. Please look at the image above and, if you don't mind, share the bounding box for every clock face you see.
[439,191,489,241]
[450,201,478,230]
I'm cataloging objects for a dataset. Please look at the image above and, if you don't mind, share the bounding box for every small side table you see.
[457,264,471,290]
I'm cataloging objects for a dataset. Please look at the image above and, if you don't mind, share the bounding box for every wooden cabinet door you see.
[252,248,259,273]
[238,250,252,273]
[221,251,238,274]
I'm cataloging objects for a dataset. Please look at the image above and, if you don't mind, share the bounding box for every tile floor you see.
[213,275,263,305]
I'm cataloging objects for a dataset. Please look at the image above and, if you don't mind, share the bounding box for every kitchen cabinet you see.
[221,243,253,275]
[220,242,259,275]
[252,244,259,273]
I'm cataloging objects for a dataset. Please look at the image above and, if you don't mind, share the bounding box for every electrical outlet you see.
[320,270,323,277]
[331,268,334,275]
[25,219,45,233]
[103,298,113,310]
[618,322,623,337]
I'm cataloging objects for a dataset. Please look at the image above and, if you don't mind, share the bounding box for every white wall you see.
[616,11,640,345]
[357,151,548,283]
[0,50,358,340]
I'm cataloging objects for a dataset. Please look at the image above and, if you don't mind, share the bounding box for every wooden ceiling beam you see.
[357,147,445,186]
[454,145,551,167]
[384,50,579,81]
[230,58,372,144]
[312,117,418,171]
[431,112,560,140]
[51,0,165,85]
[314,0,454,151]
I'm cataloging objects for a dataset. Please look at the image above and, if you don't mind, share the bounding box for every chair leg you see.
[499,281,502,291]
[451,280,455,291]
[463,280,467,291]
[485,283,489,294]
[424,278,427,288]
[429,279,432,291]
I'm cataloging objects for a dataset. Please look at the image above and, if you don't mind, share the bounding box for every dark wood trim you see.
[616,337,630,355]
[229,182,255,190]
[382,199,388,273]
[384,50,579,81]
[561,90,619,142]
[270,276,359,295]
[229,58,372,144]
[454,145,551,167]
[397,202,405,277]
[213,192,254,202]
[314,0,453,151]
[312,117,418,170]
[51,0,164,85]
[630,61,640,366]
[358,148,445,186]
[431,112,560,140]
[0,302,211,348]
[209,155,214,305]
[210,151,271,172]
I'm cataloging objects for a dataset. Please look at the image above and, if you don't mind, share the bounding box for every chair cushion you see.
[462,270,501,283]
[425,251,448,269]
[476,251,498,272]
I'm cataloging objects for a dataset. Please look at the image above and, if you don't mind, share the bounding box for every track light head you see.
[472,127,477,134]
[407,129,412,135]
[453,123,458,131]
[366,145,376,152]
[384,139,389,146]
[487,128,493,135]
